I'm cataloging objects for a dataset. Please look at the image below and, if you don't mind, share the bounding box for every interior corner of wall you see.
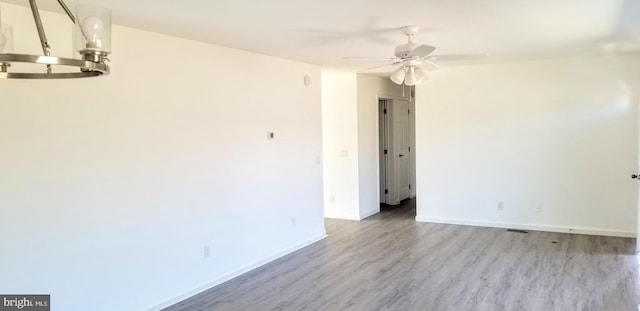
[358,207,379,220]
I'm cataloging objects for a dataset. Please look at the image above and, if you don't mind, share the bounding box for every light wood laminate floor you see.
[164,199,640,311]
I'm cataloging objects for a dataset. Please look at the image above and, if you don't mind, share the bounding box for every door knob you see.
[399,154,405,158]
[633,174,639,179]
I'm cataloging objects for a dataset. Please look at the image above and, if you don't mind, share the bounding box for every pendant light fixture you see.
[0,0,111,79]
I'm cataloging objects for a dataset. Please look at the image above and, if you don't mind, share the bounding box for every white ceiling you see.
[3,0,640,74]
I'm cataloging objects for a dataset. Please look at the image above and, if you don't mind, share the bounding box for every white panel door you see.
[394,99,411,201]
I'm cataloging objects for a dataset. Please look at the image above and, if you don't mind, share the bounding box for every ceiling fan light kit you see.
[390,65,429,86]
[0,0,111,79]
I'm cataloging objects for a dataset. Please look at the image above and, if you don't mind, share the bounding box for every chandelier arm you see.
[28,0,51,57]
[56,0,77,24]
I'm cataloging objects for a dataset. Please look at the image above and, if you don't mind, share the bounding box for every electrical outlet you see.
[203,246,210,258]
[497,201,504,211]
[535,204,542,213]
[329,195,335,204]
[291,217,296,228]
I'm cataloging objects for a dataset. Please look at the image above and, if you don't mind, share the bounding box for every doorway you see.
[379,96,416,205]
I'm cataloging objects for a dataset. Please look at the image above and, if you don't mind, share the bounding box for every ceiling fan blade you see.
[358,63,397,72]
[424,54,489,61]
[409,45,436,58]
[343,56,399,61]
[421,60,441,71]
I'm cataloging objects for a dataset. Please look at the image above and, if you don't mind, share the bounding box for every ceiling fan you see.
[346,25,486,86]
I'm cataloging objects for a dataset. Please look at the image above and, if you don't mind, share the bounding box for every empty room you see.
[1,0,640,310]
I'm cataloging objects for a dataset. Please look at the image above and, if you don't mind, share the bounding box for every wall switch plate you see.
[497,201,504,211]
[267,132,275,140]
[203,246,210,258]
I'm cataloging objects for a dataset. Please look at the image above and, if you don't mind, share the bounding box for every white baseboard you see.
[324,213,361,220]
[415,216,635,238]
[359,209,379,220]
[325,209,379,221]
[146,233,328,311]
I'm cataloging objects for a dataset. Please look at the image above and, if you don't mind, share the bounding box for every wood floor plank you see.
[163,199,640,311]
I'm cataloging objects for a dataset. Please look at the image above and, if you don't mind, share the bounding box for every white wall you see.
[0,4,325,311]
[321,71,360,219]
[416,55,640,237]
[321,73,409,220]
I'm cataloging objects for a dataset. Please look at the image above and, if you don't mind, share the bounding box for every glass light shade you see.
[0,23,13,53]
[75,5,111,54]
[390,67,406,85]
[414,67,428,83]
[404,67,416,86]
[0,24,14,53]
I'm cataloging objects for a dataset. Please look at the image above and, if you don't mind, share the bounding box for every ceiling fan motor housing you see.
[394,43,420,58]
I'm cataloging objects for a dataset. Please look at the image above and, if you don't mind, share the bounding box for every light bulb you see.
[82,16,105,49]
[75,5,111,54]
